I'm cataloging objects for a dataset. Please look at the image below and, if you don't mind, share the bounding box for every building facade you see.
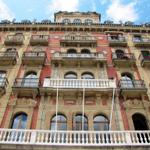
[0,11,149,149]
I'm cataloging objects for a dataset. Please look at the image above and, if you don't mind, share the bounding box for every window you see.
[133,35,141,42]
[84,19,93,24]
[23,71,38,87]
[62,19,70,24]
[141,51,150,60]
[67,49,77,57]
[0,71,6,86]
[115,49,124,59]
[120,73,133,88]
[64,72,77,79]
[50,114,67,130]
[73,19,81,24]
[93,115,109,131]
[81,72,94,79]
[11,113,27,129]
[74,114,88,130]
[81,49,91,54]
[132,113,149,130]
[67,49,77,54]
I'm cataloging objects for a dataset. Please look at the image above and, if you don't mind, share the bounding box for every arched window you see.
[67,49,77,57]
[132,113,149,130]
[50,114,67,130]
[6,48,16,52]
[74,114,88,130]
[67,49,77,54]
[115,49,124,59]
[81,72,94,79]
[85,19,93,24]
[64,72,77,79]
[23,71,38,87]
[62,19,70,24]
[73,19,81,24]
[11,113,27,129]
[0,71,6,86]
[81,49,91,54]
[93,115,109,131]
[120,73,133,88]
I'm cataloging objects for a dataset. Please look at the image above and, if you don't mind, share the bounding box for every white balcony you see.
[0,129,150,147]
[52,52,106,61]
[43,79,116,89]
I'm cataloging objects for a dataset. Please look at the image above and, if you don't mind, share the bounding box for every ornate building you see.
[0,11,149,150]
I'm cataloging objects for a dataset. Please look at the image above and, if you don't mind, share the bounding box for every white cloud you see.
[47,0,80,20]
[0,0,14,20]
[106,0,138,22]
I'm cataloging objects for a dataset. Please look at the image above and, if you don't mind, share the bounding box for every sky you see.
[0,0,150,24]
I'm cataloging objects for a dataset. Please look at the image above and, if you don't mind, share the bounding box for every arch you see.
[81,49,91,54]
[62,19,70,24]
[120,72,133,88]
[64,71,77,79]
[73,114,88,130]
[6,48,16,52]
[115,49,124,59]
[93,114,109,131]
[11,113,27,129]
[84,19,93,24]
[132,113,149,130]
[50,114,67,130]
[73,19,82,24]
[81,72,94,79]
[67,49,77,54]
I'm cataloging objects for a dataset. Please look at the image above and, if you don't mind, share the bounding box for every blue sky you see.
[0,0,150,23]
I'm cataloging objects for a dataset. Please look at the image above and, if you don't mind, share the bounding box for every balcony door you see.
[11,113,27,129]
[121,74,133,88]
[132,113,149,130]
[23,72,38,87]
[0,71,6,86]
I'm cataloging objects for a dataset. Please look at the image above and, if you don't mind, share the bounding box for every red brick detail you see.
[127,47,131,53]
[16,65,25,78]
[85,99,95,105]
[0,105,10,128]
[107,66,118,80]
[119,98,130,130]
[102,99,107,106]
[64,100,76,105]
[40,65,51,85]
[30,97,40,129]
[134,65,141,80]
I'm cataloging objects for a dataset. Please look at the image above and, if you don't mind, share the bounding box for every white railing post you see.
[30,131,36,144]
[125,132,132,145]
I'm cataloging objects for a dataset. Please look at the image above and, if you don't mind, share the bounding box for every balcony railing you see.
[62,36,96,41]
[52,52,106,61]
[133,37,150,47]
[108,36,127,46]
[4,35,24,45]
[139,54,150,66]
[112,53,135,60]
[43,79,116,89]
[22,51,46,65]
[30,35,49,46]
[13,78,39,88]
[119,80,146,89]
[23,51,45,57]
[60,36,97,47]
[0,51,18,65]
[0,129,150,147]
